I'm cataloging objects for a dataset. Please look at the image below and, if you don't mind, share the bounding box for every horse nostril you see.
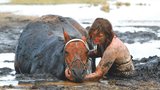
[71,69,84,83]
[82,69,86,75]
[71,69,86,78]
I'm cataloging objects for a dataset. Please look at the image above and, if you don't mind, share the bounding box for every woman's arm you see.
[85,47,116,81]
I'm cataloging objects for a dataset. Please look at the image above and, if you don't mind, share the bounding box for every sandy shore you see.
[0,12,160,90]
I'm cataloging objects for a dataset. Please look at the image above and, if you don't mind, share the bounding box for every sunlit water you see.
[0,0,160,86]
[0,53,18,86]
[0,0,10,3]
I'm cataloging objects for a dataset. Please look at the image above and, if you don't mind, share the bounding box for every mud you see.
[115,30,160,44]
[0,13,160,89]
[0,67,12,76]
[0,13,36,53]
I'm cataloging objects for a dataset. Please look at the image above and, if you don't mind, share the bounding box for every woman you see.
[85,18,135,81]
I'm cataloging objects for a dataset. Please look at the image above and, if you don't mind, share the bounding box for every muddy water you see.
[0,1,160,89]
[0,20,159,88]
[0,53,17,86]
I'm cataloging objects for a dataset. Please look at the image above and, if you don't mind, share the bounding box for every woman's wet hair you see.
[89,18,114,46]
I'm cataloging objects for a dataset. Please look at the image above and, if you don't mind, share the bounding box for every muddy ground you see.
[0,13,160,90]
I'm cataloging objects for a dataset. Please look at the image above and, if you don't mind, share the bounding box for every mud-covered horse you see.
[14,15,92,82]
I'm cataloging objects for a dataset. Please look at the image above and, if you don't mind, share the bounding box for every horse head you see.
[63,31,89,82]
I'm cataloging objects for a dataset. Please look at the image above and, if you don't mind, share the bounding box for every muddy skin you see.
[0,13,160,89]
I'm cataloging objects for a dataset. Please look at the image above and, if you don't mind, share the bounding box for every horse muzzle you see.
[70,67,87,82]
[65,59,87,82]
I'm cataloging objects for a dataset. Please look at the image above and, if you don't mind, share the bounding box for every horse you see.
[14,15,92,82]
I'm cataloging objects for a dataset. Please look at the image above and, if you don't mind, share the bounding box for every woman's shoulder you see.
[108,36,121,48]
[107,36,129,54]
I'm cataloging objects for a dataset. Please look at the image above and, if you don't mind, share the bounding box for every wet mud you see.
[116,30,160,44]
[0,13,160,89]
[0,13,36,53]
[0,67,12,76]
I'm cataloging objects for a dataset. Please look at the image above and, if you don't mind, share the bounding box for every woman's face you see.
[90,30,106,45]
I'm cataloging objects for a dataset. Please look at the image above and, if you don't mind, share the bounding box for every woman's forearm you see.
[84,67,103,81]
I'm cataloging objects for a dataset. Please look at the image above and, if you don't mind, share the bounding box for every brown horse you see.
[15,15,91,82]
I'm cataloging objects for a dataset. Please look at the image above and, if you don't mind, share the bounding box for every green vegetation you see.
[11,0,106,4]
[10,0,131,13]
[101,2,110,12]
[115,2,130,7]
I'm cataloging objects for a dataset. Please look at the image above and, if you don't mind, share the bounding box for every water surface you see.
[0,0,160,86]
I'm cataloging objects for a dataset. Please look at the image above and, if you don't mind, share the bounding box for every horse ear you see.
[63,29,71,43]
[81,36,87,42]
